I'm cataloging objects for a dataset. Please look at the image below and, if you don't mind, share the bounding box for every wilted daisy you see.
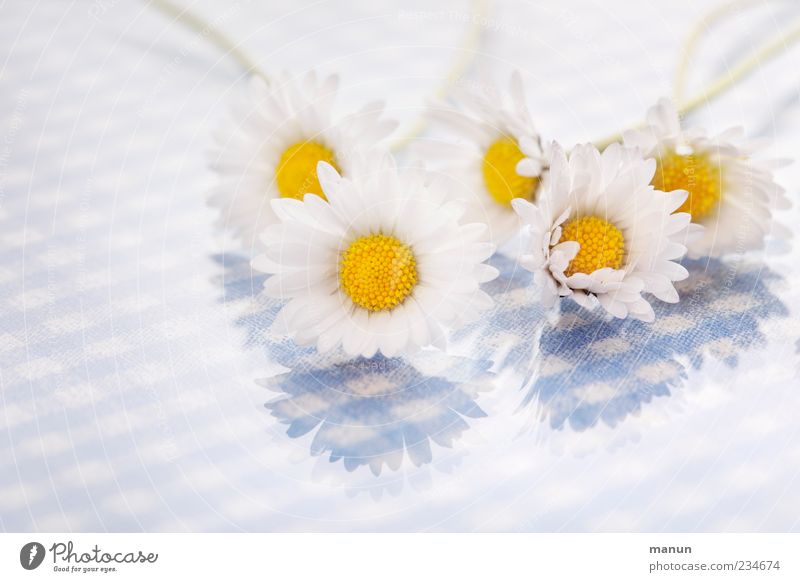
[426,71,547,246]
[624,98,789,257]
[210,71,397,250]
[513,142,696,322]
[252,152,498,357]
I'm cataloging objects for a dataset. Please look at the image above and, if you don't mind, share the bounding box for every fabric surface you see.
[1,0,799,531]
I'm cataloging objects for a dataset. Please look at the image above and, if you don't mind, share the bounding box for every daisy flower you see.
[623,98,790,257]
[210,71,398,251]
[252,152,498,357]
[425,71,547,246]
[512,142,695,322]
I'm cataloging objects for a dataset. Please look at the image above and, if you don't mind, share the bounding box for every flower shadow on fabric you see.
[451,254,788,433]
[212,253,492,480]
[526,257,788,431]
[260,353,490,477]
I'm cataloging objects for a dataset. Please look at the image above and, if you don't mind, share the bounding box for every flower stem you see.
[677,20,800,116]
[145,0,488,149]
[144,0,798,155]
[389,0,490,152]
[673,0,770,104]
[146,0,269,82]
[593,18,800,151]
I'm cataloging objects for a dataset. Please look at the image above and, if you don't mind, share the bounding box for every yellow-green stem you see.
[593,18,800,151]
[147,0,269,82]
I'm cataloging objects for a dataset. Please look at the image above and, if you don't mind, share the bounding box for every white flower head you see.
[513,142,696,322]
[424,71,547,246]
[623,98,790,258]
[253,151,499,357]
[210,71,398,251]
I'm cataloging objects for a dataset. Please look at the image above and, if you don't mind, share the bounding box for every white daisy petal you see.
[473,263,500,283]
[317,322,345,354]
[424,70,548,248]
[518,136,542,158]
[514,140,693,322]
[664,189,689,213]
[624,97,789,257]
[209,71,398,251]
[570,290,595,309]
[403,297,430,347]
[427,320,448,351]
[380,308,411,357]
[598,292,628,319]
[254,151,497,356]
[628,297,656,323]
[516,158,543,177]
[342,310,368,355]
[251,254,282,274]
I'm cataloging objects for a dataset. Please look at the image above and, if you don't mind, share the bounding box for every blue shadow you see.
[261,353,490,476]
[525,258,788,431]
[213,251,788,445]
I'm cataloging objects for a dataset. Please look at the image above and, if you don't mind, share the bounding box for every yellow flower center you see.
[481,137,539,207]
[339,234,418,312]
[275,140,339,201]
[651,150,722,221]
[559,216,625,277]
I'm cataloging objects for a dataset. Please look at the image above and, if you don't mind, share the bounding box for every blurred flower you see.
[624,98,790,257]
[210,72,397,251]
[425,71,547,246]
[252,151,498,357]
[513,142,694,322]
